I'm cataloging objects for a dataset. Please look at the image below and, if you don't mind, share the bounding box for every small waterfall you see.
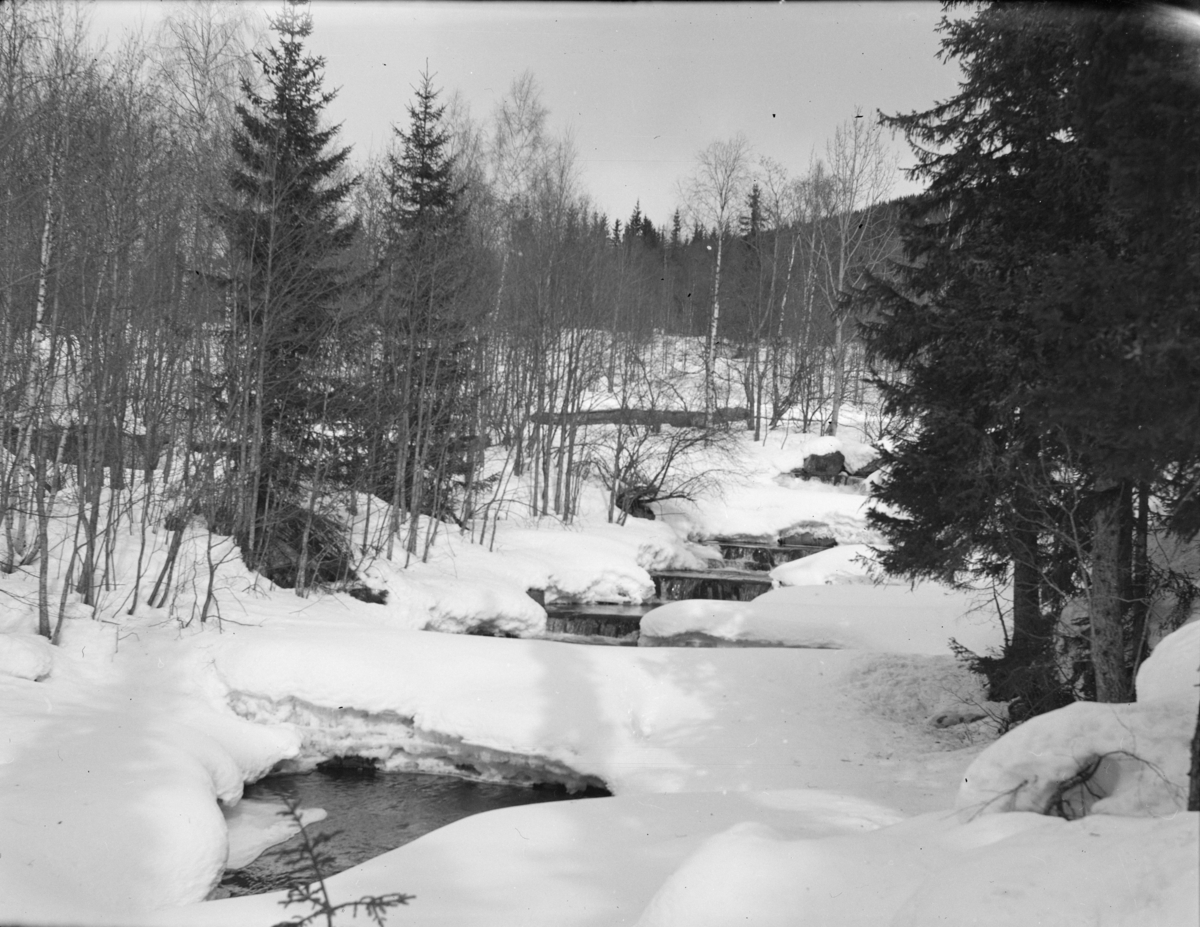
[538,533,838,643]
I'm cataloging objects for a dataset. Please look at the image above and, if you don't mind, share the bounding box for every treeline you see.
[0,1,895,620]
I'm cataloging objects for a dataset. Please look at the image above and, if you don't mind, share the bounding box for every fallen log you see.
[528,406,750,428]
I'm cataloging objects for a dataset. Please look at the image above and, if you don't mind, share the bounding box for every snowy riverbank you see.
[0,426,1196,926]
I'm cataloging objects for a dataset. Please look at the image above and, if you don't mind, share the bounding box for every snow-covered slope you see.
[1,423,1195,927]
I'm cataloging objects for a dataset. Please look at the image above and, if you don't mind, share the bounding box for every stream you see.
[215,769,595,898]
[217,530,835,899]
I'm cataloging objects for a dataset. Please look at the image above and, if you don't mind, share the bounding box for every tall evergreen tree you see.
[219,1,359,582]
[625,201,642,244]
[740,182,763,241]
[861,3,1200,711]
[862,6,1087,716]
[378,67,476,557]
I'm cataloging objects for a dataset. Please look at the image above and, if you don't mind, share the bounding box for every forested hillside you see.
[0,1,896,611]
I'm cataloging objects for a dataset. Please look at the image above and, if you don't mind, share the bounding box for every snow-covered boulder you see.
[956,620,1199,819]
[0,632,53,680]
[768,544,876,587]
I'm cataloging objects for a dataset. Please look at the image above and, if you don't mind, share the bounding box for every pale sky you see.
[87,1,964,227]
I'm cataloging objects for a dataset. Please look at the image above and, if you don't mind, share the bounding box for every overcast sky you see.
[88,1,964,227]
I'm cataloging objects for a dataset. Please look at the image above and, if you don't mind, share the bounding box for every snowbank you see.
[635,809,1199,927]
[632,611,1200,927]
[6,415,1192,927]
[662,480,877,545]
[223,800,327,871]
[358,516,704,637]
[0,631,54,680]
[656,430,883,544]
[768,542,877,586]
[0,619,302,923]
[891,812,1198,927]
[208,618,976,807]
[160,790,906,927]
[639,581,1003,654]
[1136,617,1200,703]
[957,619,1200,818]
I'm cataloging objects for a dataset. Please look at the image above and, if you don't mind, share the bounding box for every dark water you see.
[217,769,595,898]
[542,602,655,641]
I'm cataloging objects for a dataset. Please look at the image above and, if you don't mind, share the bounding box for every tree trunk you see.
[34,455,50,639]
[1010,524,1046,656]
[1189,697,1200,812]
[828,317,845,435]
[1090,485,1132,702]
[705,234,724,424]
[1128,482,1151,675]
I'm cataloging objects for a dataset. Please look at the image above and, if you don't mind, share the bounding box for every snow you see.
[768,542,878,586]
[210,618,979,804]
[1136,616,1200,703]
[958,615,1200,818]
[0,620,301,922]
[0,630,54,679]
[656,431,883,544]
[160,790,905,927]
[640,582,1004,654]
[661,479,878,545]
[957,699,1193,817]
[891,812,1199,927]
[350,513,704,637]
[0,422,1196,926]
[635,809,1199,927]
[223,800,327,871]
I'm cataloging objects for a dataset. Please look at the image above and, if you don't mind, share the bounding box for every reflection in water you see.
[216,769,594,898]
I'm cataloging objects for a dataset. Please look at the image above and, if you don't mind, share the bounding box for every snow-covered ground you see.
[0,423,1196,926]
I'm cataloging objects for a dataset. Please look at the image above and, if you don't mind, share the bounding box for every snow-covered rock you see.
[956,620,1199,819]
[0,632,53,680]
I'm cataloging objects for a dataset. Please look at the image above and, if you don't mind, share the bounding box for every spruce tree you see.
[861,3,1200,711]
[740,183,762,241]
[219,1,359,582]
[626,201,642,244]
[378,67,475,557]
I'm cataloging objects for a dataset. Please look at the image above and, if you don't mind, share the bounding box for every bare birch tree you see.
[680,134,752,421]
[820,109,895,435]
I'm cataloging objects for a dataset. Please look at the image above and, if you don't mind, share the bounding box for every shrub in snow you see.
[956,620,1199,819]
[222,799,327,870]
[270,798,413,925]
